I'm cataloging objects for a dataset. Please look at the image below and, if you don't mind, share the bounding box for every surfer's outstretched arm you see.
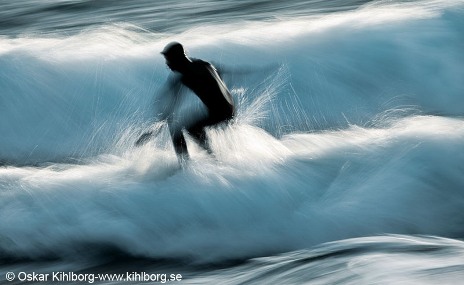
[156,75,184,121]
[211,62,280,78]
[135,75,184,147]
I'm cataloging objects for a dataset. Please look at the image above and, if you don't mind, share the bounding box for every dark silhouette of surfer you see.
[137,42,234,162]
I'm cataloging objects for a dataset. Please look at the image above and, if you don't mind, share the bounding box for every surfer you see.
[138,42,235,162]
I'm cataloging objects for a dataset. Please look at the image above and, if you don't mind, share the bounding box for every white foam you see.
[1,116,464,261]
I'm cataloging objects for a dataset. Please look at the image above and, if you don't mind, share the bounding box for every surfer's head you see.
[162,42,188,72]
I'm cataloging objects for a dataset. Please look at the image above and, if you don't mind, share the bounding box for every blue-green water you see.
[1,0,464,284]
[1,0,371,36]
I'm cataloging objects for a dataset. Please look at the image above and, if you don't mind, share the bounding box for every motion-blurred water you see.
[1,0,464,284]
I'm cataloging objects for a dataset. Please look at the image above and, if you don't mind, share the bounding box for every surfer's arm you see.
[211,61,280,78]
[156,75,184,121]
[135,77,183,146]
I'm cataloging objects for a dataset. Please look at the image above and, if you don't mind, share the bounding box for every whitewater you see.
[1,0,464,284]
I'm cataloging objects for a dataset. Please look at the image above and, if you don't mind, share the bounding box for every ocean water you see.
[1,0,464,284]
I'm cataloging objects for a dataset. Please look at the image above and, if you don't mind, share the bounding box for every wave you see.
[1,0,464,164]
[1,0,464,265]
[1,115,464,262]
[189,235,464,284]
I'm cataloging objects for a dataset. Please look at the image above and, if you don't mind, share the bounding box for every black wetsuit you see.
[171,59,234,157]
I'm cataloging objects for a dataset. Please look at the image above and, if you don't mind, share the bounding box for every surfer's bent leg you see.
[170,126,189,161]
[187,118,212,154]
[186,112,233,154]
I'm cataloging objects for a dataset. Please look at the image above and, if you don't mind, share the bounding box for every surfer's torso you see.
[181,59,234,119]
